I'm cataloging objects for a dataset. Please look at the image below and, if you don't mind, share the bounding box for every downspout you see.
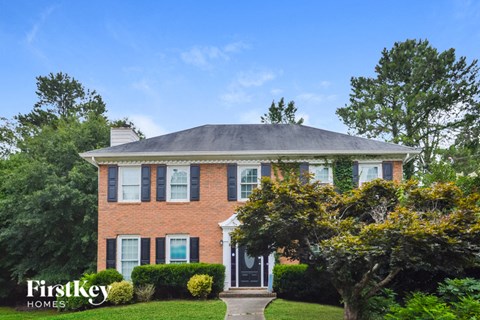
[91,156,99,168]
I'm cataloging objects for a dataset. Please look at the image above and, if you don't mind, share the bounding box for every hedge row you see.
[273,264,340,305]
[131,263,225,299]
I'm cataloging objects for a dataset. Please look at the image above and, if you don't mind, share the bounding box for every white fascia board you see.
[80,148,420,159]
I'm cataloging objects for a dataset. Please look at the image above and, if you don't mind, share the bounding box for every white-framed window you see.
[119,166,141,202]
[166,234,189,264]
[358,163,383,185]
[167,166,190,202]
[117,235,140,281]
[238,166,260,201]
[310,165,333,185]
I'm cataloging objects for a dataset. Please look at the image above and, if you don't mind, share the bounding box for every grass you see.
[0,300,226,320]
[265,299,344,320]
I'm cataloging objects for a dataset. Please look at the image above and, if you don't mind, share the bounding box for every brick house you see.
[80,124,418,289]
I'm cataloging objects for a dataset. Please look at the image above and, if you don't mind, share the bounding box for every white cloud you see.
[181,41,249,69]
[223,41,249,53]
[270,88,283,96]
[318,81,331,88]
[239,110,262,124]
[237,70,276,87]
[296,93,337,104]
[220,90,251,104]
[297,113,311,125]
[129,115,167,138]
[25,6,55,44]
[220,69,278,105]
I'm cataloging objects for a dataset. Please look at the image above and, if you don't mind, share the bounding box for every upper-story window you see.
[238,166,260,201]
[167,166,190,201]
[119,166,141,201]
[310,165,333,185]
[359,163,382,185]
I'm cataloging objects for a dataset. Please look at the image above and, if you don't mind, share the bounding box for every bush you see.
[131,263,225,299]
[187,274,213,299]
[107,281,133,305]
[452,296,480,319]
[135,284,155,302]
[92,269,123,286]
[56,270,123,311]
[438,277,480,302]
[362,288,399,320]
[385,292,456,320]
[272,264,340,305]
[57,273,96,311]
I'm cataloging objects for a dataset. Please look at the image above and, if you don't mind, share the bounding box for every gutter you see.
[80,148,421,159]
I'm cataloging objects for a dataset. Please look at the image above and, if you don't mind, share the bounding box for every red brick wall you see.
[392,161,403,182]
[97,160,404,270]
[98,163,240,271]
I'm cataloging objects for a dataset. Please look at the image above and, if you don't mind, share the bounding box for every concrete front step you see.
[219,288,277,298]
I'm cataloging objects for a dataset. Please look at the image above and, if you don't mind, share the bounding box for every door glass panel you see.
[244,251,255,269]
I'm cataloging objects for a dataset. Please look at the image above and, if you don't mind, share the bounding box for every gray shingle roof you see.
[81,124,418,157]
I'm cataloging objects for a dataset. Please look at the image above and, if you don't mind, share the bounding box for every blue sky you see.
[1,1,479,137]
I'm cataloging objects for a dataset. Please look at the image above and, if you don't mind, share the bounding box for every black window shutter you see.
[261,163,271,178]
[106,238,116,269]
[141,238,150,265]
[190,165,200,201]
[353,161,359,187]
[155,237,166,264]
[227,164,237,201]
[141,165,151,202]
[299,162,309,184]
[156,165,166,201]
[383,161,393,181]
[107,165,118,202]
[190,237,200,263]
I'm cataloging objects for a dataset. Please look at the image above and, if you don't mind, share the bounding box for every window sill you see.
[117,201,142,205]
[166,201,191,205]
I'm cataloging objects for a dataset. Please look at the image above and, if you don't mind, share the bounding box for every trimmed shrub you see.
[92,269,123,286]
[273,264,340,305]
[135,284,155,302]
[131,263,225,299]
[56,270,123,311]
[187,274,213,299]
[107,281,133,305]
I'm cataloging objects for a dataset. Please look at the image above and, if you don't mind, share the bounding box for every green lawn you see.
[0,300,226,320]
[265,299,344,320]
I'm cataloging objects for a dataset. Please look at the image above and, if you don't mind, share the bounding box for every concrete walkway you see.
[221,297,275,320]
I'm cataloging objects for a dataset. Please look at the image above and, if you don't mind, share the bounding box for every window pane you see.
[315,168,329,182]
[121,261,137,281]
[122,167,139,185]
[241,169,257,183]
[121,238,139,260]
[171,170,188,184]
[366,167,379,180]
[121,238,139,281]
[170,238,187,260]
[123,185,140,200]
[241,184,254,199]
[171,185,188,200]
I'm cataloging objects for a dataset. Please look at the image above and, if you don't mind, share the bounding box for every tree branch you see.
[365,267,402,299]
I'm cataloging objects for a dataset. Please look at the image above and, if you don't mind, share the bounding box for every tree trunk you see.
[344,302,360,320]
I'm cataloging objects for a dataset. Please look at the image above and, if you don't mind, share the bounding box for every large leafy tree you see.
[232,178,480,320]
[261,97,304,124]
[0,72,129,299]
[336,39,480,178]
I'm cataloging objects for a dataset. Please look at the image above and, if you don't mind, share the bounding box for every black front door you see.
[238,246,261,287]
